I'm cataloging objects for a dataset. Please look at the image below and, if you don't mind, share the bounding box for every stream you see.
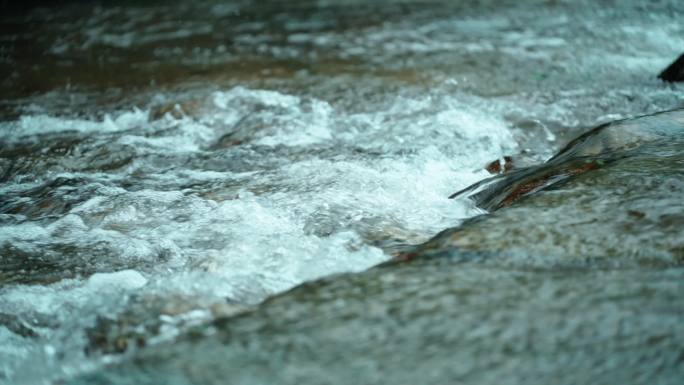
[1,1,683,384]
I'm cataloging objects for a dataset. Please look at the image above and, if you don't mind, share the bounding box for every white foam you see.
[0,84,518,384]
[208,87,335,146]
[0,110,147,142]
[88,270,147,290]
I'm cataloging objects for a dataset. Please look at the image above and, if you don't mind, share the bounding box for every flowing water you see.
[0,1,683,384]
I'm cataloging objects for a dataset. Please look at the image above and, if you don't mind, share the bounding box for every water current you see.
[0,1,683,383]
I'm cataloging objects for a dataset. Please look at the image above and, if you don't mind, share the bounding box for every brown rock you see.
[485,156,514,174]
[148,99,203,121]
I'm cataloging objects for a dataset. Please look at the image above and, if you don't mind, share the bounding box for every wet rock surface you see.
[69,111,684,385]
[412,109,684,265]
[449,109,684,210]
[74,268,684,385]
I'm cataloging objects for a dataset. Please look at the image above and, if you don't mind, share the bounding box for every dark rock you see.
[0,311,59,339]
[0,313,38,339]
[658,53,684,82]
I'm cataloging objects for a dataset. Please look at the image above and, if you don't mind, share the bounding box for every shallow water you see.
[70,110,684,385]
[0,1,683,383]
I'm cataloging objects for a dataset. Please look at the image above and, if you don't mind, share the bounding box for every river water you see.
[0,1,683,383]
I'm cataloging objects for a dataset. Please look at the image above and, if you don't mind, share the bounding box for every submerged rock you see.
[67,111,684,385]
[484,156,514,175]
[84,294,249,357]
[0,313,38,339]
[148,99,204,121]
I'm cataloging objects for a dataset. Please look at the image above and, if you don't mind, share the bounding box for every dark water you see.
[0,1,683,384]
